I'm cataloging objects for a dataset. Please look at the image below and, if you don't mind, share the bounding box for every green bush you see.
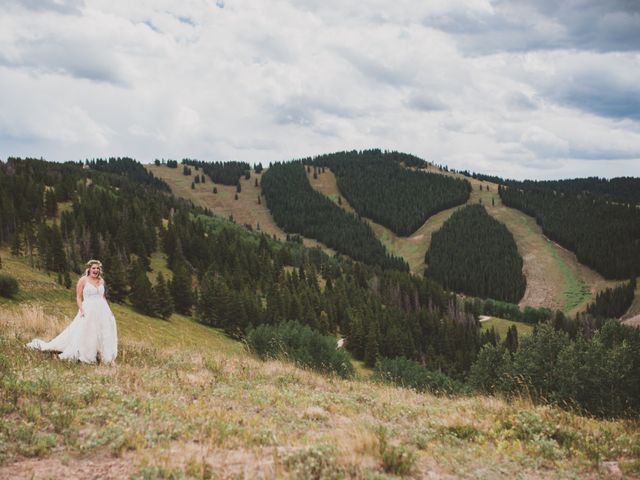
[374,356,467,395]
[246,321,354,378]
[0,273,19,298]
[468,321,640,417]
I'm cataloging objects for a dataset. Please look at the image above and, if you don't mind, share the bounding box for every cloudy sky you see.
[1,0,639,180]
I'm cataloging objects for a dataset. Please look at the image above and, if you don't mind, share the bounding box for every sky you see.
[1,0,639,180]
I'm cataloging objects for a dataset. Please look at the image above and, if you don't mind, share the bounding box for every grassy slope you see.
[307,165,618,315]
[480,317,534,339]
[2,254,639,479]
[148,165,332,253]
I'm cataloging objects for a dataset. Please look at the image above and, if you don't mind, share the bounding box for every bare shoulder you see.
[77,276,87,287]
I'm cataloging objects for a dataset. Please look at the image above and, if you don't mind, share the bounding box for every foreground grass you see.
[2,305,640,479]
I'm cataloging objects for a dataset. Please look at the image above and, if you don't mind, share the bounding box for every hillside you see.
[1,254,639,479]
[306,163,618,315]
[147,164,332,253]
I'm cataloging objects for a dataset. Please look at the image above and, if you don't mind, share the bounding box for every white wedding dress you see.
[27,281,118,364]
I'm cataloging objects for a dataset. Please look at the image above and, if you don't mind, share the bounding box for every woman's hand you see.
[79,308,85,317]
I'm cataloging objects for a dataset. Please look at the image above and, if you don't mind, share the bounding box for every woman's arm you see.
[76,277,85,316]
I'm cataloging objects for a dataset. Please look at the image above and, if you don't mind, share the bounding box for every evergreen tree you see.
[44,189,58,218]
[364,319,380,367]
[10,231,22,256]
[171,261,194,315]
[130,270,156,316]
[504,325,519,353]
[104,253,128,303]
[197,270,218,326]
[154,272,174,320]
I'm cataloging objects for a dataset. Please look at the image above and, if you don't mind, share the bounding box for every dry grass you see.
[0,303,69,340]
[148,164,330,252]
[2,301,639,479]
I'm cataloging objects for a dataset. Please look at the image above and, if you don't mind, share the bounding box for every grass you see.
[480,318,534,339]
[148,164,330,252]
[545,243,592,313]
[2,255,640,478]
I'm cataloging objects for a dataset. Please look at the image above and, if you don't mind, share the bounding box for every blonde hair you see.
[84,259,103,278]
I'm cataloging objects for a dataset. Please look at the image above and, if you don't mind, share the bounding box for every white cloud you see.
[0,0,638,179]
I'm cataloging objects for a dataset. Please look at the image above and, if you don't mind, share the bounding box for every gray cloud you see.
[425,0,640,54]
[554,73,640,121]
[0,0,84,14]
[0,36,126,85]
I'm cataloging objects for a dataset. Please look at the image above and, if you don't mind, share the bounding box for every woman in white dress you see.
[27,259,118,364]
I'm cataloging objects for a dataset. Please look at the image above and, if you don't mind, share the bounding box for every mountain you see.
[1,154,640,477]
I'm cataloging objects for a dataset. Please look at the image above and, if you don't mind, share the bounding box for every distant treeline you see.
[261,160,408,271]
[307,149,470,236]
[586,278,636,319]
[86,157,170,191]
[181,159,253,185]
[499,185,640,279]
[470,173,640,206]
[426,204,526,303]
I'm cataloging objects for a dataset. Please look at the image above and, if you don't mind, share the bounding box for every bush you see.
[0,274,19,298]
[374,356,467,395]
[246,321,354,378]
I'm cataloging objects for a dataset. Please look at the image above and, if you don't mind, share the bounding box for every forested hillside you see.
[1,156,640,422]
[181,159,252,186]
[426,204,526,303]
[473,173,640,205]
[260,160,408,271]
[307,150,470,236]
[499,185,640,279]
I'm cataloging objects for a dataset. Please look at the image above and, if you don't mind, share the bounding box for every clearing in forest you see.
[147,164,331,253]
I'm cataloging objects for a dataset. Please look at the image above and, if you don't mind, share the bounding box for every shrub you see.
[246,321,354,378]
[0,273,19,298]
[374,356,467,395]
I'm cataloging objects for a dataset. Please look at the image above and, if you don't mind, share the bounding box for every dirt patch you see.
[0,453,137,480]
[622,315,640,328]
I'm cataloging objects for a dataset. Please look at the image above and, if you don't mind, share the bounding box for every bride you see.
[27,259,118,364]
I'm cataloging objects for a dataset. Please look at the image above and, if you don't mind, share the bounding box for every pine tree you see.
[197,270,218,325]
[504,325,518,353]
[171,261,194,315]
[104,253,128,303]
[130,270,156,316]
[48,224,67,273]
[10,231,22,256]
[154,272,174,320]
[44,189,58,218]
[364,320,380,367]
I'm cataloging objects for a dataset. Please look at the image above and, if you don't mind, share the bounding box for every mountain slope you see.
[147,164,333,253]
[307,164,619,314]
[2,253,639,479]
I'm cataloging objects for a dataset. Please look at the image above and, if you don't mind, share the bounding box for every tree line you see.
[426,204,526,303]
[471,173,640,206]
[586,278,636,319]
[306,149,470,236]
[261,160,408,271]
[181,159,252,186]
[499,185,640,279]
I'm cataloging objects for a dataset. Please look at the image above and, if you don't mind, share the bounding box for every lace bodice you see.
[83,281,105,300]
